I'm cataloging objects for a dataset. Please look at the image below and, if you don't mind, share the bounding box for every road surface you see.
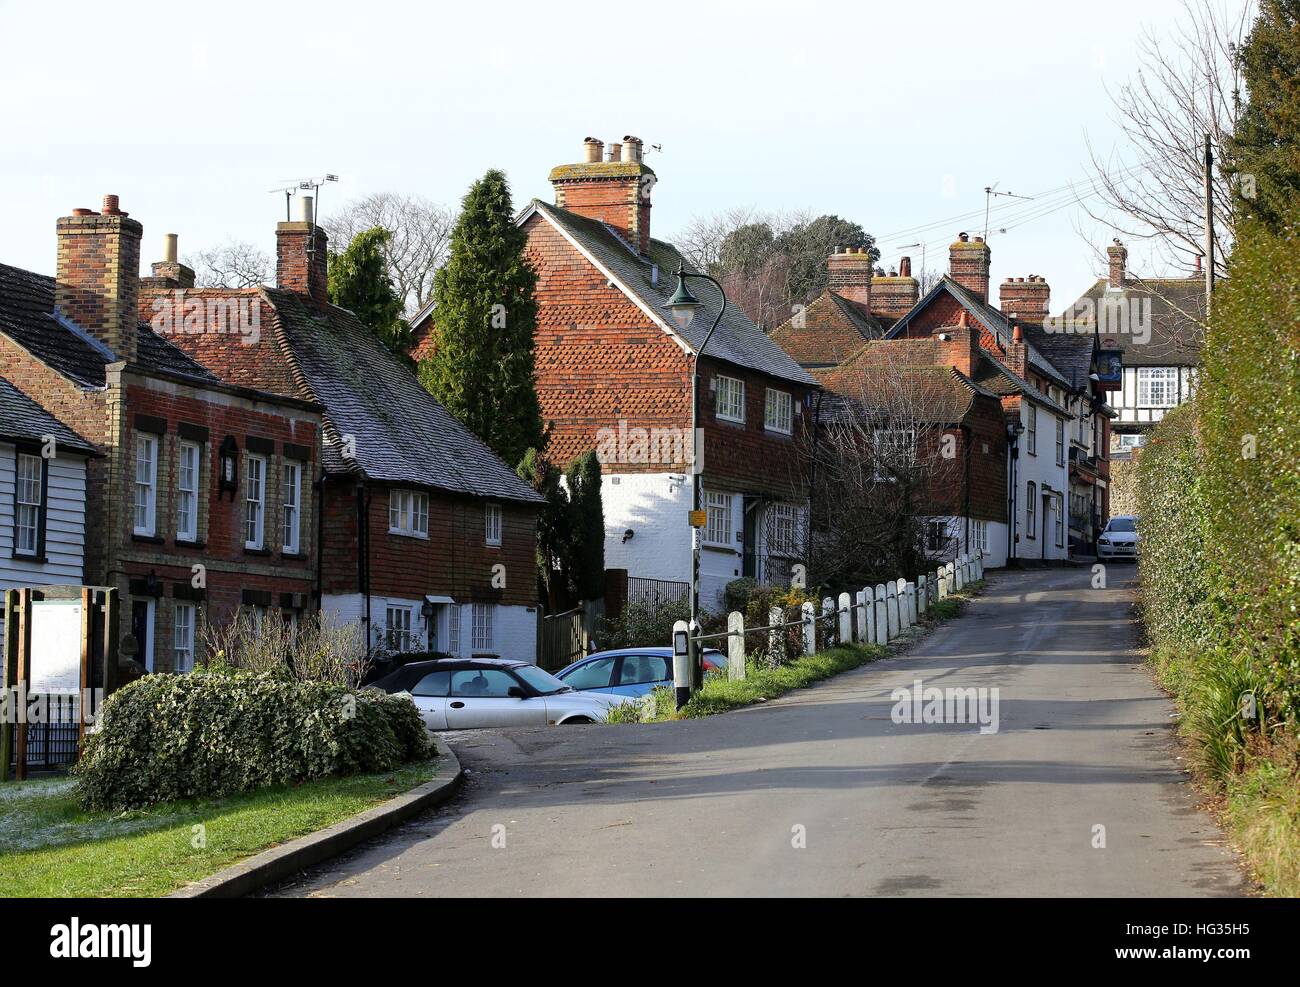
[272,567,1248,897]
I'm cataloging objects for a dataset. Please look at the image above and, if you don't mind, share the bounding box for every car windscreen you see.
[1107,518,1136,532]
[513,665,570,695]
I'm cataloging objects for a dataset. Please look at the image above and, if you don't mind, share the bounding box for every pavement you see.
[268,567,1249,898]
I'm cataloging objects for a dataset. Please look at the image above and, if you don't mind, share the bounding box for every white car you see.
[1098,514,1140,561]
[371,658,623,730]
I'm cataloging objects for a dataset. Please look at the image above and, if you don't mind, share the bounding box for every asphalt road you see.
[272,567,1248,897]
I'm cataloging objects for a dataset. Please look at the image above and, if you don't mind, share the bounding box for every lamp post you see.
[664,262,727,701]
[1007,421,1025,562]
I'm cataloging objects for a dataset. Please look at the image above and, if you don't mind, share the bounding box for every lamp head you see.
[665,263,702,329]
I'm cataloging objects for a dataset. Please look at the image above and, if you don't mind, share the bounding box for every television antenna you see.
[268,174,339,221]
[983,183,1034,240]
[896,241,926,276]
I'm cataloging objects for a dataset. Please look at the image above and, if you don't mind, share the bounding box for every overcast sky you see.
[2,0,1214,309]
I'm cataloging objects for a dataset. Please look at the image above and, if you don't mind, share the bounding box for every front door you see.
[130,599,154,671]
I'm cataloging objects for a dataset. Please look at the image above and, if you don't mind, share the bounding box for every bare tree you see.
[1083,0,1254,279]
[323,192,455,315]
[800,353,969,590]
[186,239,274,289]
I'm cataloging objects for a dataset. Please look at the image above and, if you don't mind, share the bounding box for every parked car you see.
[371,658,621,730]
[555,647,728,698]
[1098,515,1140,561]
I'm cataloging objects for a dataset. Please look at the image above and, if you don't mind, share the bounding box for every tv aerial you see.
[268,174,339,220]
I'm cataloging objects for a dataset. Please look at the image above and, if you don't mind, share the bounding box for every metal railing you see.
[626,577,689,609]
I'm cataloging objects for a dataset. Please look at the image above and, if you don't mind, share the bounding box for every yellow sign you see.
[688,509,707,528]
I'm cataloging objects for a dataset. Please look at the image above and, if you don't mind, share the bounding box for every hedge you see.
[73,670,430,811]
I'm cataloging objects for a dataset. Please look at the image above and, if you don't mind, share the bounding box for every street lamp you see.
[664,262,727,700]
[1006,421,1025,562]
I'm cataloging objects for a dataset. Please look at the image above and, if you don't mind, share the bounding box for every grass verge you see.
[0,758,438,897]
[612,577,988,723]
[1148,643,1300,897]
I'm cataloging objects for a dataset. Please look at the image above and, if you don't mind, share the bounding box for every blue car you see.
[555,647,728,698]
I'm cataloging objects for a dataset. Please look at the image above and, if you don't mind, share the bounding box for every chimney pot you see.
[72,208,94,217]
[608,142,622,162]
[899,256,912,277]
[102,194,121,216]
[621,136,643,162]
[163,233,178,264]
[583,137,604,163]
[298,195,315,225]
[958,231,969,242]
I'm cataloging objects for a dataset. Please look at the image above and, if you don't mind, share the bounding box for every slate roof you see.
[0,261,217,388]
[1058,277,1205,367]
[527,200,818,389]
[769,289,889,368]
[0,376,96,454]
[970,349,1070,416]
[261,289,543,504]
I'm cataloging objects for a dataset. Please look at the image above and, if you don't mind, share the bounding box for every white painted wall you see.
[0,443,87,592]
[1113,365,1197,425]
[922,515,1008,569]
[1010,401,1070,561]
[321,592,538,663]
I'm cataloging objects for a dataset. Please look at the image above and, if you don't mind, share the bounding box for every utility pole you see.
[1203,134,1215,316]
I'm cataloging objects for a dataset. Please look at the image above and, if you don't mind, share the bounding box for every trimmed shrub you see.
[73,670,431,811]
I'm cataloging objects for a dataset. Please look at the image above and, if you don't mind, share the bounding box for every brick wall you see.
[55,197,141,362]
[320,481,537,607]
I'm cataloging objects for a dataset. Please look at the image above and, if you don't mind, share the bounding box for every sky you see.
[0,0,1218,309]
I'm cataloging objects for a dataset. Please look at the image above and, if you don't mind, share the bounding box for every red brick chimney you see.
[277,195,329,302]
[1005,319,1029,377]
[999,275,1050,324]
[871,255,920,319]
[56,195,143,363]
[1107,238,1127,288]
[827,246,873,309]
[949,232,991,303]
[550,136,655,255]
[939,309,981,377]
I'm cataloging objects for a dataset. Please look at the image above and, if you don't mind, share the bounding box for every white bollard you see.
[860,587,876,644]
[854,588,869,644]
[802,601,817,656]
[936,570,948,601]
[897,577,910,629]
[918,574,928,615]
[945,562,956,596]
[822,597,835,647]
[768,605,785,667]
[727,611,746,681]
[906,581,917,624]
[956,554,966,591]
[838,592,853,646]
[875,584,889,644]
[886,582,900,638]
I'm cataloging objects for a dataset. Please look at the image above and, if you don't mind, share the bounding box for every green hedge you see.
[1136,211,1300,780]
[73,670,430,811]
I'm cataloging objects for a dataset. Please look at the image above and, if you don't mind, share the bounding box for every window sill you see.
[243,546,271,557]
[10,551,46,564]
[280,551,307,561]
[485,541,501,549]
[174,538,206,549]
[132,533,164,544]
[715,416,746,427]
[388,529,430,540]
[763,427,793,438]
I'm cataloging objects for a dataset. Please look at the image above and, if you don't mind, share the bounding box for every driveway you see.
[271,567,1248,897]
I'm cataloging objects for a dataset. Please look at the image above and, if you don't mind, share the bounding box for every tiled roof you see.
[815,362,989,425]
[0,261,217,387]
[261,288,543,504]
[527,200,818,388]
[0,376,96,453]
[971,350,1070,415]
[769,290,888,368]
[1058,277,1205,367]
[888,276,1072,390]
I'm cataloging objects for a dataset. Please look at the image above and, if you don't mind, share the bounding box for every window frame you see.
[485,502,502,547]
[173,602,196,673]
[702,490,733,548]
[1026,481,1037,539]
[766,502,799,557]
[1026,405,1037,456]
[764,387,793,435]
[1055,495,1065,548]
[715,375,746,424]
[244,452,266,550]
[1137,367,1179,408]
[448,604,461,656]
[176,440,200,543]
[388,489,430,538]
[13,451,45,558]
[385,605,415,652]
[134,433,159,537]
[282,459,302,554]
[1055,416,1065,467]
[471,602,494,653]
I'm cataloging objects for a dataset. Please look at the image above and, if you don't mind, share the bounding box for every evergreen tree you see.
[1225,0,1300,233]
[517,448,568,607]
[328,226,408,350]
[421,169,545,466]
[564,450,605,601]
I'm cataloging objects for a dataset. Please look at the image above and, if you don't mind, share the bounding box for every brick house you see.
[150,197,544,660]
[0,197,322,673]
[512,136,821,607]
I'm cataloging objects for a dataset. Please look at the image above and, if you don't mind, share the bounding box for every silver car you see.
[1098,514,1140,561]
[371,658,622,730]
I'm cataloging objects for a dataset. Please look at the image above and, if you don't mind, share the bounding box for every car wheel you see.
[562,716,593,724]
